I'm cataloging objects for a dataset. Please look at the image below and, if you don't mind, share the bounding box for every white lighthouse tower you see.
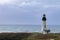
[42,14,47,34]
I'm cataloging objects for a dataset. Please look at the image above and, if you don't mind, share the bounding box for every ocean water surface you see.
[0,25,59,33]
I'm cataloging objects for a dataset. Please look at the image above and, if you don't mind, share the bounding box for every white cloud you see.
[0,0,16,5]
[43,5,60,8]
[0,0,60,8]
[18,1,42,7]
[15,0,60,8]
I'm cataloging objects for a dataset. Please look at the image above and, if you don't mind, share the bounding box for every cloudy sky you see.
[0,0,60,25]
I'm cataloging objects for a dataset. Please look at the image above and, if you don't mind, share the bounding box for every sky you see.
[0,0,60,25]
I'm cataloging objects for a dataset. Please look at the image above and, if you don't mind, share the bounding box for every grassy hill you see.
[0,33,59,40]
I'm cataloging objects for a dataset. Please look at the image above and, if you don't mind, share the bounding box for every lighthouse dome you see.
[42,14,46,21]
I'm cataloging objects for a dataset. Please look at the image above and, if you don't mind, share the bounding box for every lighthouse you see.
[42,14,47,34]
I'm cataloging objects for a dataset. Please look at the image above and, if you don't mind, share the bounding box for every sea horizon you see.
[0,25,59,33]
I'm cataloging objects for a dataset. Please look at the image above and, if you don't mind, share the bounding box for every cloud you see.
[18,1,42,7]
[9,0,60,9]
[1,0,60,8]
[0,0,60,25]
[0,0,16,5]
[43,5,60,8]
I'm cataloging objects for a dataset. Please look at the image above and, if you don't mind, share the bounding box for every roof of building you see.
[42,14,46,21]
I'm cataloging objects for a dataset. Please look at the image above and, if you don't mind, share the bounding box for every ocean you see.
[0,25,59,33]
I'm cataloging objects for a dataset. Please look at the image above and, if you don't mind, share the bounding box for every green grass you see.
[0,33,59,40]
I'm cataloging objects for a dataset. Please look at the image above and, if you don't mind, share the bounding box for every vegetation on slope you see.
[0,33,59,40]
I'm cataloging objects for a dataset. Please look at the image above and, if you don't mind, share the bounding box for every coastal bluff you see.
[0,33,59,40]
